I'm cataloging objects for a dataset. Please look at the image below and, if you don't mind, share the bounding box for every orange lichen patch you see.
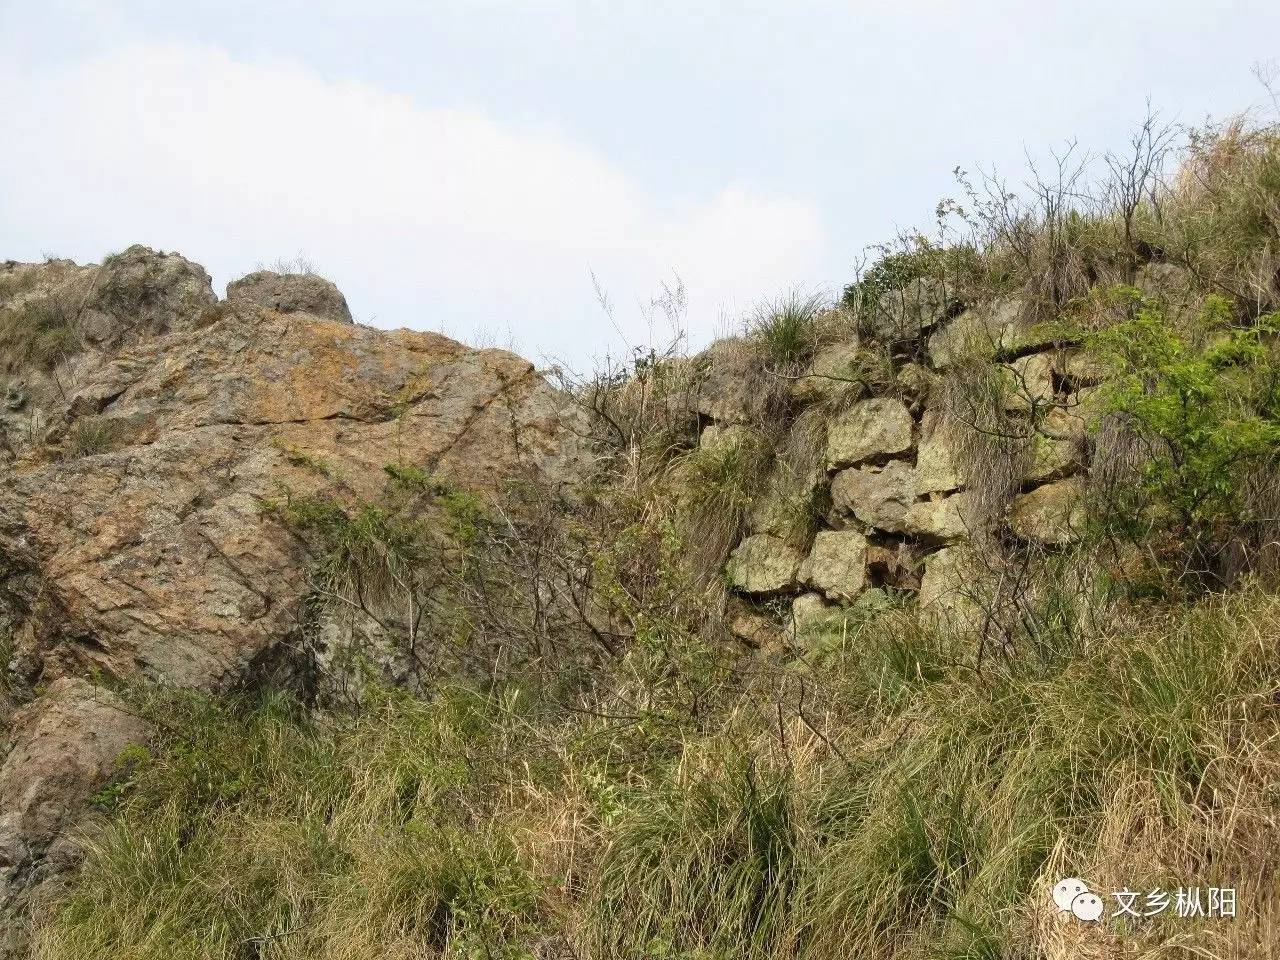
[246,315,373,424]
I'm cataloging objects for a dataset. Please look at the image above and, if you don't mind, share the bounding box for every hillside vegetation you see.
[22,113,1280,959]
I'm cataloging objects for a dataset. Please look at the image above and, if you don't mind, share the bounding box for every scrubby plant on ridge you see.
[749,291,829,371]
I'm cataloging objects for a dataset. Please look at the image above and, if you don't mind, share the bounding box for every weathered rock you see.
[915,409,962,494]
[1056,349,1110,389]
[928,298,1048,368]
[726,534,803,594]
[1,250,220,464]
[790,341,863,404]
[1009,477,1087,544]
[1023,431,1082,485]
[798,530,868,602]
[748,461,822,538]
[1002,352,1057,411]
[826,397,914,469]
[226,270,354,324]
[0,679,151,943]
[0,254,594,922]
[894,362,938,408]
[690,338,769,424]
[918,546,987,634]
[829,460,914,532]
[861,277,958,343]
[81,245,217,347]
[790,591,832,632]
[903,493,973,542]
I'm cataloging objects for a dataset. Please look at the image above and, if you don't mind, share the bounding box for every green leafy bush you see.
[1086,286,1280,580]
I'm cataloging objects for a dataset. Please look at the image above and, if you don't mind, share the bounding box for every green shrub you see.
[1086,286,1280,580]
[274,490,429,604]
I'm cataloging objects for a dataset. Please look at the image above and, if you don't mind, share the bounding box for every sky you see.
[1,1,1278,368]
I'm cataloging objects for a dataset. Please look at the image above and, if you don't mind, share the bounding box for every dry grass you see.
[28,585,1280,960]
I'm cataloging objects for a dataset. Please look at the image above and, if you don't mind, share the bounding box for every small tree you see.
[1087,286,1280,583]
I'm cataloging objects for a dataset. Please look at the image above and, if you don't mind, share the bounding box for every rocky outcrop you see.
[226,270,354,324]
[0,679,152,952]
[0,251,591,936]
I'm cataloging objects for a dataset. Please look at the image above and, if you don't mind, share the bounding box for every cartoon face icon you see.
[1071,891,1104,922]
[1053,877,1089,912]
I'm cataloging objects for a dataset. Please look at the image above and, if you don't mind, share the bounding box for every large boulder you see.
[825,397,914,469]
[1,249,219,465]
[226,270,354,324]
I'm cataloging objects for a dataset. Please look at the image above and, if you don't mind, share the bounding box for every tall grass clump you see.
[0,297,79,371]
[750,292,828,370]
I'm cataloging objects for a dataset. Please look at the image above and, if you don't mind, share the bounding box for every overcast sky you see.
[2,1,1278,367]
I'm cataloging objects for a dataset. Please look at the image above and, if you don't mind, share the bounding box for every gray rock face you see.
[825,398,913,469]
[226,270,354,324]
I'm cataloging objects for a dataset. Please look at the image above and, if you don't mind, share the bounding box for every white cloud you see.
[0,43,825,362]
